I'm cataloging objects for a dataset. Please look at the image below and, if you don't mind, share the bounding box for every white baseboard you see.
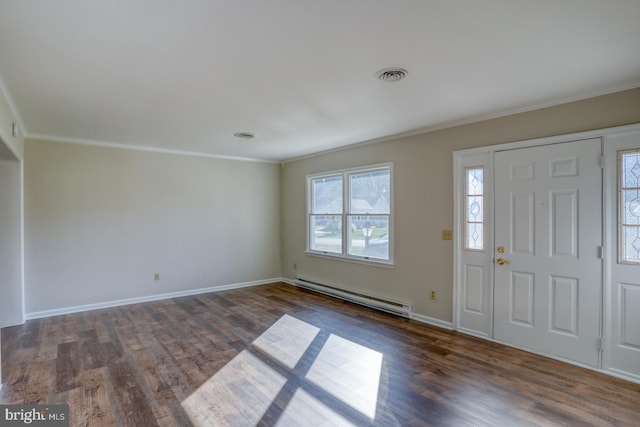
[23,277,453,334]
[456,327,490,339]
[604,367,640,385]
[25,278,283,320]
[410,312,453,330]
[1,316,25,328]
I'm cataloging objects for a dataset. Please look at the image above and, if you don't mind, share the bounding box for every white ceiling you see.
[1,1,639,162]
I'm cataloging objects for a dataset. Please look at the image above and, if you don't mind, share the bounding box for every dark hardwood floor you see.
[1,282,639,426]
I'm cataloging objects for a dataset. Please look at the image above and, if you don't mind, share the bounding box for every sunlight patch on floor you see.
[253,314,320,369]
[306,334,382,420]
[275,388,357,427]
[182,350,286,427]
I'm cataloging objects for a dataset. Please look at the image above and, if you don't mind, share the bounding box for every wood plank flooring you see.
[1,282,639,426]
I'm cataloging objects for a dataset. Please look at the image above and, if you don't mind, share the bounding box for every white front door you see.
[493,139,602,367]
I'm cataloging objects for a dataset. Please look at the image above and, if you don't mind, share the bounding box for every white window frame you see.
[306,162,393,266]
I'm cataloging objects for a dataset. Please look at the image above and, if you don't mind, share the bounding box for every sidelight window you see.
[619,149,640,264]
[464,167,484,251]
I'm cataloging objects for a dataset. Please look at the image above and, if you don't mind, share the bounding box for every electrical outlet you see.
[442,229,453,240]
[154,273,160,281]
[293,263,297,270]
[430,290,437,300]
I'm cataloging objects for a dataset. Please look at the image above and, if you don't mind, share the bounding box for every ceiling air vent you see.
[375,67,408,82]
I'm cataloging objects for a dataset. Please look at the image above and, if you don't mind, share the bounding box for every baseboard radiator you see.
[293,278,411,318]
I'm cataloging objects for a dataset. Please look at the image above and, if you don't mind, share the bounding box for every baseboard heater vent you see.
[293,278,411,318]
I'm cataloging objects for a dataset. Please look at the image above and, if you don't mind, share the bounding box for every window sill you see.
[305,250,395,268]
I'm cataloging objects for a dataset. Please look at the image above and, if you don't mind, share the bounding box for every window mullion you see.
[343,172,349,256]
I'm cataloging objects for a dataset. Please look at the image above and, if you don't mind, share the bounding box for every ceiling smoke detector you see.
[375,67,408,82]
[234,132,256,139]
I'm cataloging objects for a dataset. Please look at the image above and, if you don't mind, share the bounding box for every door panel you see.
[620,284,640,348]
[551,191,578,256]
[550,276,578,335]
[463,265,485,313]
[494,139,602,367]
[511,193,534,254]
[510,272,534,325]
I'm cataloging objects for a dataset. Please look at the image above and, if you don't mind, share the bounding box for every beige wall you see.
[281,88,640,322]
[25,140,281,313]
[0,160,22,326]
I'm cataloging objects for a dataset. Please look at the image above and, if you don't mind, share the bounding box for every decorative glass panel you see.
[467,196,484,222]
[465,167,484,251]
[622,226,640,263]
[467,168,484,196]
[466,222,484,251]
[619,150,640,264]
[622,189,640,225]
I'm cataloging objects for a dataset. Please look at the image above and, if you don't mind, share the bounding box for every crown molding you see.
[26,134,279,164]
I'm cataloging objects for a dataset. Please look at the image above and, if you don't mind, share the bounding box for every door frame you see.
[453,122,640,384]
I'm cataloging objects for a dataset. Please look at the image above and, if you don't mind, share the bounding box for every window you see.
[464,167,484,251]
[618,149,640,264]
[309,175,343,255]
[308,164,392,264]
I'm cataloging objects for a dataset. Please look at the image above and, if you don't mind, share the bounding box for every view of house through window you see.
[619,149,640,264]
[308,164,392,263]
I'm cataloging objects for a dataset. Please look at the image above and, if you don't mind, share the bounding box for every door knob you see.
[497,258,509,265]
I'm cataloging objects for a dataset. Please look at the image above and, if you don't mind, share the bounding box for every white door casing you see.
[493,139,603,368]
